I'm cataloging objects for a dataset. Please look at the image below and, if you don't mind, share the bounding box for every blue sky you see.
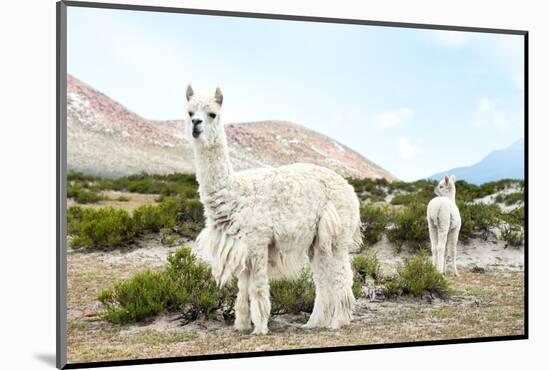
[67,7,524,181]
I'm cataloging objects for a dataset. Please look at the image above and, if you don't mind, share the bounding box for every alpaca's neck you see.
[193,140,234,196]
[445,192,456,203]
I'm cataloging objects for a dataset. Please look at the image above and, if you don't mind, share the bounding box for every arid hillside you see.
[67,75,397,180]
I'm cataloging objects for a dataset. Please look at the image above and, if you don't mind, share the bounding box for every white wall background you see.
[0,0,546,369]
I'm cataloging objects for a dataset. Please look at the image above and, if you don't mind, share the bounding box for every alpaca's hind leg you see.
[428,222,439,267]
[248,247,271,335]
[234,269,252,331]
[436,230,449,274]
[447,228,460,276]
[328,252,355,329]
[303,255,331,329]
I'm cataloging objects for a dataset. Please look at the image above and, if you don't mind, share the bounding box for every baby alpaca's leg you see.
[447,228,460,276]
[428,222,439,267]
[436,230,448,273]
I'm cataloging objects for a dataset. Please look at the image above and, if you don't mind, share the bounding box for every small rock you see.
[83,311,96,318]
[471,266,486,274]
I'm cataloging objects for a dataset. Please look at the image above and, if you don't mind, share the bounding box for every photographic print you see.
[58,2,527,368]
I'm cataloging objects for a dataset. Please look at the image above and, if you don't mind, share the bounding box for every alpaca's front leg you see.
[234,269,252,332]
[248,249,271,335]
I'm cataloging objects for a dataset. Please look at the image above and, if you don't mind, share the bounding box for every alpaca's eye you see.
[189,111,194,117]
[208,113,216,119]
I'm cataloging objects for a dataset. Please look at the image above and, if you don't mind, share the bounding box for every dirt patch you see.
[67,191,158,212]
[367,236,523,275]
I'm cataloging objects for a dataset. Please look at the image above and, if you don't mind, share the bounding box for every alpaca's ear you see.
[450,175,456,183]
[444,175,449,185]
[186,85,194,101]
[214,87,223,106]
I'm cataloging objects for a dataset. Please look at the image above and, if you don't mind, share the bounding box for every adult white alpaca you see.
[185,85,361,334]
[427,175,461,276]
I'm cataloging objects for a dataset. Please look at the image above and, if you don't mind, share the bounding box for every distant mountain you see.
[67,75,397,180]
[427,140,524,185]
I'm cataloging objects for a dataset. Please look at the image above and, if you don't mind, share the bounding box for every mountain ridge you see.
[427,139,524,184]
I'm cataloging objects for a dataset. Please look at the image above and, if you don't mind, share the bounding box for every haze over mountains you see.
[428,139,524,185]
[67,75,397,180]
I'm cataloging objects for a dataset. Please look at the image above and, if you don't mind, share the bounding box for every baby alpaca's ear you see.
[214,87,223,106]
[450,175,456,183]
[186,85,194,101]
[444,175,449,185]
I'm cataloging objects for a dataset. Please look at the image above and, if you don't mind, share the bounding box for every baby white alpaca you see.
[185,85,362,335]
[427,175,461,276]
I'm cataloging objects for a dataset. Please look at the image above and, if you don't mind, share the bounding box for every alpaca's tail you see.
[315,202,342,255]
[352,221,363,251]
[315,201,362,255]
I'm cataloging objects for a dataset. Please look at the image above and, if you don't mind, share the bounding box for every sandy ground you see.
[67,191,158,212]
[66,236,525,364]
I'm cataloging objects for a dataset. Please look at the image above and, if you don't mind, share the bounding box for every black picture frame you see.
[56,1,529,368]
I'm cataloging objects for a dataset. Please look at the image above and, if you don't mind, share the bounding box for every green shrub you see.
[502,191,524,206]
[387,204,429,252]
[98,246,236,324]
[360,206,389,245]
[70,207,136,249]
[116,195,130,202]
[98,270,173,323]
[68,196,206,249]
[383,253,449,298]
[352,253,381,282]
[270,270,316,315]
[133,205,173,233]
[459,202,501,242]
[67,184,103,204]
[499,208,525,247]
[499,223,524,247]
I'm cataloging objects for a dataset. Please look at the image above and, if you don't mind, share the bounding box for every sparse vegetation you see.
[383,253,449,298]
[352,253,381,282]
[458,202,501,242]
[98,247,236,324]
[270,271,316,315]
[68,196,205,250]
[360,205,390,246]
[387,204,429,252]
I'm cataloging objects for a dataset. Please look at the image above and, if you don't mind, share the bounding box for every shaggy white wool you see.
[427,175,461,275]
[185,86,361,334]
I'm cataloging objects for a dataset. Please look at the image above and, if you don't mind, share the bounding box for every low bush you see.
[67,184,103,204]
[67,196,206,250]
[499,208,525,247]
[387,204,429,252]
[70,207,136,249]
[459,202,501,242]
[502,191,524,206]
[383,253,449,298]
[360,206,389,246]
[352,253,381,282]
[98,247,236,324]
[270,270,316,315]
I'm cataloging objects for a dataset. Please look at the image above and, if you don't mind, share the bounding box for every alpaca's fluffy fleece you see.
[427,175,461,275]
[186,86,361,334]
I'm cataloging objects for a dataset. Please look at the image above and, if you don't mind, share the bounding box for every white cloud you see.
[398,136,422,159]
[478,97,496,113]
[373,108,414,128]
[473,97,513,131]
